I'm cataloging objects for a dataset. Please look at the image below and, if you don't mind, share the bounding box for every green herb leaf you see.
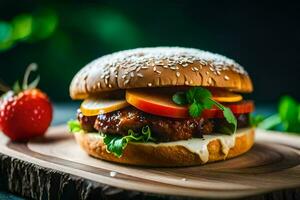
[189,101,203,117]
[172,92,187,105]
[212,99,237,134]
[103,126,155,157]
[186,87,212,103]
[172,87,237,134]
[250,114,266,127]
[278,96,300,132]
[67,120,82,133]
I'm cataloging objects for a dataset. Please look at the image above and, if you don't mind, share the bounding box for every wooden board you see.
[0,126,300,199]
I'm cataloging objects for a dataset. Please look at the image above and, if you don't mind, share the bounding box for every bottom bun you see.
[74,128,255,167]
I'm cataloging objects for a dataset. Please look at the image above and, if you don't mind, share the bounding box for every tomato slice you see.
[126,89,254,119]
[201,101,254,118]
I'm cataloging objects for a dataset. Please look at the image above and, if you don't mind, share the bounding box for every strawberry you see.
[0,64,53,141]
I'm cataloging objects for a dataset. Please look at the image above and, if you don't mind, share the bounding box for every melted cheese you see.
[132,128,250,163]
[86,128,251,163]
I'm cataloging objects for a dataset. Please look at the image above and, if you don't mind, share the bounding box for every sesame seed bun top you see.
[70,47,253,99]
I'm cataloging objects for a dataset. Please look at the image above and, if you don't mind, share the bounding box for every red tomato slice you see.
[126,89,254,119]
[201,101,254,118]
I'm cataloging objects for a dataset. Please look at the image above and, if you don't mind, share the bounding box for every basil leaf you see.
[209,98,237,134]
[172,87,237,134]
[103,126,154,157]
[279,96,299,132]
[189,101,202,117]
[67,120,82,133]
[172,92,188,105]
[250,114,266,127]
[186,87,212,103]
[215,122,236,135]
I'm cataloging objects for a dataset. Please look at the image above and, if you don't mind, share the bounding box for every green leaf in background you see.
[11,14,33,40]
[68,120,82,133]
[0,9,58,52]
[278,96,300,132]
[0,22,13,51]
[103,126,155,157]
[250,114,266,127]
[30,9,58,40]
[257,96,300,134]
[258,114,281,130]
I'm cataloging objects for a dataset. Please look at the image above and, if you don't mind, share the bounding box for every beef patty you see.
[78,106,249,142]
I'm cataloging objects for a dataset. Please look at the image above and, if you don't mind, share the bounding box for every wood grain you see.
[0,126,300,200]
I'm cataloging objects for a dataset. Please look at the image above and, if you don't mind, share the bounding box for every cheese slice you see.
[80,98,129,116]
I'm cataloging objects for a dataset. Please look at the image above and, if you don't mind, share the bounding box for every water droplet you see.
[110,171,117,177]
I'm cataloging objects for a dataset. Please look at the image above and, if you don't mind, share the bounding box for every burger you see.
[69,47,254,167]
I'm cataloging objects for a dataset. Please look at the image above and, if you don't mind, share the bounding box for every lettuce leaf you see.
[67,120,155,157]
[103,126,155,157]
[68,120,82,133]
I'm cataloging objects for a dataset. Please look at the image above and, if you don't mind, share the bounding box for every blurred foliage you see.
[257,96,300,134]
[0,9,58,51]
[0,1,300,102]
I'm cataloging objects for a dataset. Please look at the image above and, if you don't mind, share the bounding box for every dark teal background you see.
[1,1,300,103]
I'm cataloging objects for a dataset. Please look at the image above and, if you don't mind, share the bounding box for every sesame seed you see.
[122,75,126,79]
[206,71,209,75]
[185,80,189,85]
[137,73,143,77]
[224,75,230,80]
[124,79,130,85]
[155,70,161,74]
[216,71,221,75]
[176,71,180,77]
[136,66,141,72]
[147,83,152,87]
[208,77,212,85]
[130,72,134,78]
[104,78,108,85]
[108,84,112,88]
[141,66,149,69]
[153,66,157,71]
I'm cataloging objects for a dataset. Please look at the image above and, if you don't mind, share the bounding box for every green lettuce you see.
[67,120,155,158]
[68,120,82,133]
[103,126,155,157]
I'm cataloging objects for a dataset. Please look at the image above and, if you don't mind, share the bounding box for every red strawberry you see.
[0,64,53,141]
